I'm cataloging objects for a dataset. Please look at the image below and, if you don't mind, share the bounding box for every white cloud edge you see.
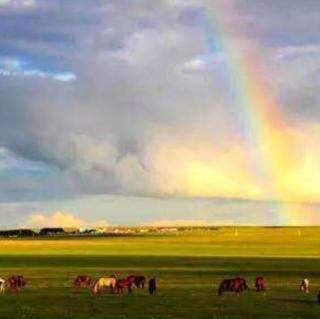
[20,211,108,228]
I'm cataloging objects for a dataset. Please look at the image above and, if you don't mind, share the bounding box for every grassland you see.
[0,227,319,318]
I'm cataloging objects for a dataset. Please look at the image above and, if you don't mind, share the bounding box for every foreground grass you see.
[0,256,319,319]
[0,228,319,318]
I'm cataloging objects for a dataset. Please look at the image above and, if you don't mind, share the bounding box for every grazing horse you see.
[218,279,232,295]
[74,275,92,288]
[255,277,265,292]
[7,275,26,293]
[218,278,247,296]
[232,277,247,294]
[148,278,157,295]
[127,275,146,289]
[92,277,117,294]
[0,278,5,294]
[115,277,135,294]
[300,278,309,293]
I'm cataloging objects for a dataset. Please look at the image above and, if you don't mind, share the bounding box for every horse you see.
[115,277,135,294]
[91,277,117,294]
[231,277,247,294]
[218,279,233,295]
[7,275,26,293]
[218,278,247,295]
[0,278,5,294]
[255,277,265,292]
[148,278,157,295]
[300,278,309,293]
[74,275,92,288]
[127,275,146,289]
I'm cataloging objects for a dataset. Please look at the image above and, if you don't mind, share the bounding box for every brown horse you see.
[218,277,247,295]
[255,277,265,292]
[218,279,232,295]
[115,277,135,294]
[232,277,247,293]
[74,275,92,288]
[7,275,26,293]
[127,275,146,289]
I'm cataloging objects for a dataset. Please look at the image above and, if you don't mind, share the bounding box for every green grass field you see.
[0,227,319,318]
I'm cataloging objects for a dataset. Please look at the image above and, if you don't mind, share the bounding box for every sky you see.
[0,0,320,227]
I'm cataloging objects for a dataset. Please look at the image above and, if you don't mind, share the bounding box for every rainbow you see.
[196,3,314,225]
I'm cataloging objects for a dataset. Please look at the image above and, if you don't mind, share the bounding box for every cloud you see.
[0,0,320,228]
[0,0,35,7]
[274,45,320,60]
[181,53,225,73]
[0,146,18,170]
[21,211,108,228]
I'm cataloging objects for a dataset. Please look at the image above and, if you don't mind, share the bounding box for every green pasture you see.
[0,227,319,318]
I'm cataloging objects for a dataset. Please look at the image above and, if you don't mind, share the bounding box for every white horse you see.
[0,278,5,294]
[92,277,117,294]
[300,278,309,293]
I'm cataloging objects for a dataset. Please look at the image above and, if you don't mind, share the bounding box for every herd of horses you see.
[217,276,319,302]
[74,274,152,294]
[1,274,319,303]
[218,276,265,295]
[0,274,156,295]
[0,275,26,293]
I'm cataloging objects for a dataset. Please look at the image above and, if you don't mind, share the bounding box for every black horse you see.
[148,278,157,295]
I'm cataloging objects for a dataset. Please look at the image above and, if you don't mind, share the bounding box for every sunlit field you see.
[0,227,320,318]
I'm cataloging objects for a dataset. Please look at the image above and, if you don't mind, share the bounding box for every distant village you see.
[0,226,219,238]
